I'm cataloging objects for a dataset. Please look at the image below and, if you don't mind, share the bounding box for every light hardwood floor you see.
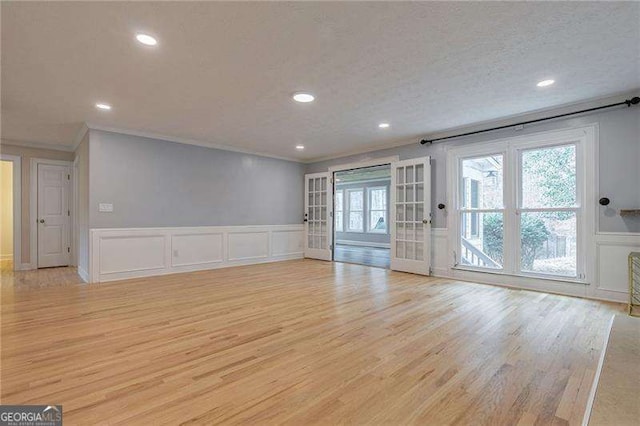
[1,259,623,425]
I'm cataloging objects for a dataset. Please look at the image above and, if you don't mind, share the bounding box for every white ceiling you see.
[2,2,639,161]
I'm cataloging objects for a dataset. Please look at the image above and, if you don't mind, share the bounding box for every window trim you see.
[346,188,365,233]
[334,189,344,233]
[367,186,388,234]
[446,125,596,284]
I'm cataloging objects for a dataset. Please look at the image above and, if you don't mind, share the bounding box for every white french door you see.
[37,164,71,268]
[390,157,431,275]
[304,172,333,261]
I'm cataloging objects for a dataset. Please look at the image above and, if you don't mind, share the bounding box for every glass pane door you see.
[390,157,431,275]
[304,173,332,261]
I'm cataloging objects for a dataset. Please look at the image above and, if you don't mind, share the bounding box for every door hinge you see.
[67,247,70,253]
[68,209,70,216]
[67,174,70,180]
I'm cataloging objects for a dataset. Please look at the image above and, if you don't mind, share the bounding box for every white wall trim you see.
[336,240,390,249]
[1,154,22,269]
[72,123,89,152]
[0,138,75,152]
[89,224,304,283]
[328,156,399,173]
[29,158,74,270]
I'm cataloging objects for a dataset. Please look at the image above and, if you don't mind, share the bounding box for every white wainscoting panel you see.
[272,229,305,257]
[228,231,269,261]
[100,234,166,274]
[90,225,303,283]
[171,232,224,267]
[430,228,449,276]
[593,234,640,301]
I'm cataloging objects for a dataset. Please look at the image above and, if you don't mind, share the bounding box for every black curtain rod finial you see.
[420,139,431,145]
[625,96,640,106]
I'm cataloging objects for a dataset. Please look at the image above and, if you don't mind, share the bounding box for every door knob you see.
[39,219,45,224]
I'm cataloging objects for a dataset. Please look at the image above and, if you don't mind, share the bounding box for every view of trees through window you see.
[519,144,577,276]
[460,143,578,277]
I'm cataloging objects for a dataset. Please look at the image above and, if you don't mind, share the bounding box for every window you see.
[459,156,504,269]
[334,190,344,232]
[462,178,481,238]
[368,187,387,233]
[450,127,590,282]
[347,189,364,232]
[519,144,577,277]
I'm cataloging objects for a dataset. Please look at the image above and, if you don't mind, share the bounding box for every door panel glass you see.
[520,212,576,277]
[306,175,329,251]
[460,212,503,269]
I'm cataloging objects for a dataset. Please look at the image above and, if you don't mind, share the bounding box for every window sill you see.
[451,266,589,286]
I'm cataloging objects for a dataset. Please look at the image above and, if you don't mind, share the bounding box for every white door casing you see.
[37,164,71,268]
[390,157,431,275]
[304,172,333,261]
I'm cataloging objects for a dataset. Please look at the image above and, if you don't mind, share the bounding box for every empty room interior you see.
[1,2,639,425]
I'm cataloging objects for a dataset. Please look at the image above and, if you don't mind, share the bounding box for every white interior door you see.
[38,164,70,268]
[390,157,431,275]
[304,172,333,261]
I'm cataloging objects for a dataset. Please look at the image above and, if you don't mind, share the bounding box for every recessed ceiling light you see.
[136,33,158,46]
[378,122,390,129]
[295,145,305,150]
[95,103,112,110]
[293,93,315,103]
[536,79,555,87]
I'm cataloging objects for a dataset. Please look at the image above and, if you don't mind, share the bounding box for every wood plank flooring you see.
[0,259,623,425]
[334,244,390,269]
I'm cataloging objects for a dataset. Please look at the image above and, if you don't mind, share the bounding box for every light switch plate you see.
[98,203,113,212]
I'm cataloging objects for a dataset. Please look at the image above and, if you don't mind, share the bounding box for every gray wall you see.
[89,130,305,228]
[336,180,390,245]
[307,105,640,233]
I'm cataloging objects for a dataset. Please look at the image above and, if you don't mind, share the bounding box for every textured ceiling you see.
[2,2,639,161]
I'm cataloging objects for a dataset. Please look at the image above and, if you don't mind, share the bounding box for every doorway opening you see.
[333,164,391,268]
[1,160,15,271]
[304,155,432,276]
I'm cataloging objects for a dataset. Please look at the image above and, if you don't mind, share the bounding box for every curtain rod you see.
[420,96,640,145]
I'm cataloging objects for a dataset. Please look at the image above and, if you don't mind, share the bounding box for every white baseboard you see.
[90,224,304,283]
[78,266,89,283]
[17,263,34,271]
[336,240,390,249]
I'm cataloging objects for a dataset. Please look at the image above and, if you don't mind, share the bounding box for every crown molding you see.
[0,138,75,152]
[72,123,89,151]
[85,123,302,163]
[303,137,416,164]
